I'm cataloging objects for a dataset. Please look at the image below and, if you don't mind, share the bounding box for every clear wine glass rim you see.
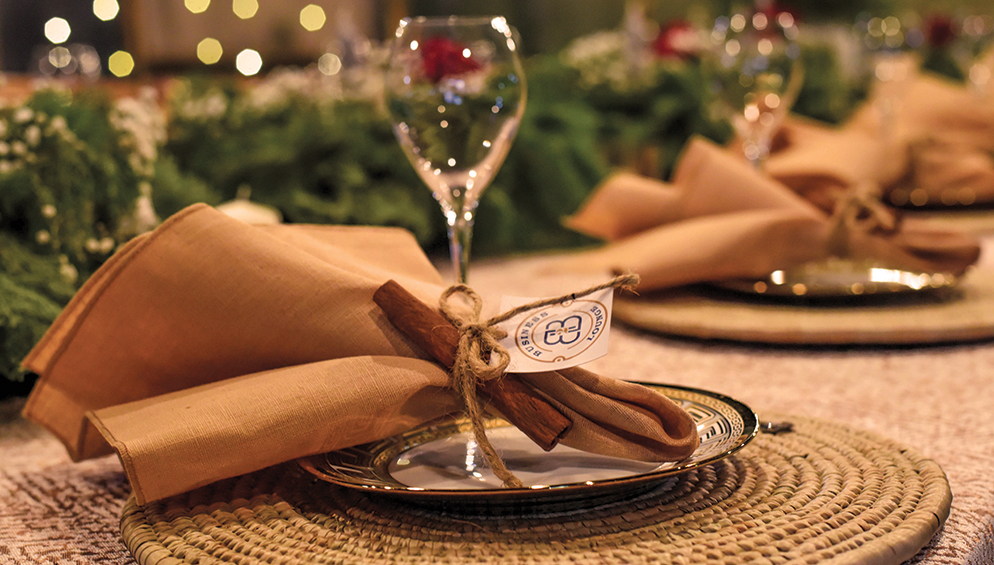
[399,15,511,27]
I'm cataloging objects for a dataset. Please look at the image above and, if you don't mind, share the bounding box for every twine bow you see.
[438,273,640,488]
[826,181,900,258]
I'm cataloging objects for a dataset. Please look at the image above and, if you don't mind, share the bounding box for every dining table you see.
[1,228,993,565]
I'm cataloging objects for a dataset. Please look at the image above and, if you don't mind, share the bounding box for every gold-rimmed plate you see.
[299,384,757,509]
[712,258,958,299]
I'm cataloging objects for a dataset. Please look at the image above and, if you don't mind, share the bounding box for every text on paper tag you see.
[495,287,614,373]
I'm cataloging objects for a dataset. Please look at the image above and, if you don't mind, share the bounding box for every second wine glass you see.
[709,6,803,168]
[385,16,527,283]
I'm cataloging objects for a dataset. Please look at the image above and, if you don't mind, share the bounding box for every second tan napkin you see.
[766,71,994,207]
[565,137,980,290]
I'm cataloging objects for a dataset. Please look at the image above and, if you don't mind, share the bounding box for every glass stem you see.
[742,136,770,170]
[443,187,476,284]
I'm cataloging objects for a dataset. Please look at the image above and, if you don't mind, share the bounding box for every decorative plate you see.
[299,384,757,508]
[712,257,957,299]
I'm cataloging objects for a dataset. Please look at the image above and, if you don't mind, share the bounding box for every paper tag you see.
[496,287,614,373]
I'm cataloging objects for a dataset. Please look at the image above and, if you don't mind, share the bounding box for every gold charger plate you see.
[299,383,758,509]
[615,266,994,345]
[713,258,958,298]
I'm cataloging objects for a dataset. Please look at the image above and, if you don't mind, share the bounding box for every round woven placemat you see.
[903,208,994,235]
[614,266,994,345]
[120,416,950,565]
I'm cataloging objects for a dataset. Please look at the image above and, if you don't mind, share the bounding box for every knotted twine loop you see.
[438,273,641,488]
[826,181,900,258]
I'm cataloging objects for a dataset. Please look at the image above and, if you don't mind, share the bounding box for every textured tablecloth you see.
[2,244,994,564]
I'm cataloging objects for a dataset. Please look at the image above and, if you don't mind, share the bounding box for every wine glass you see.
[960,14,994,98]
[708,5,803,168]
[384,16,527,283]
[856,15,915,141]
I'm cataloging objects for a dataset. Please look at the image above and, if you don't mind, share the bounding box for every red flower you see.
[652,20,699,60]
[420,36,482,83]
[925,14,957,49]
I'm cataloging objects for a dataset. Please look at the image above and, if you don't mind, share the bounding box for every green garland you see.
[0,86,166,387]
[703,0,898,24]
[162,76,443,246]
[0,233,76,382]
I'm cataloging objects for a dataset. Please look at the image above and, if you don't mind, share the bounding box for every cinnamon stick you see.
[373,279,572,451]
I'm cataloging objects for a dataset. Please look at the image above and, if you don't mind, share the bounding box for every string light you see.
[300,4,326,31]
[108,51,135,77]
[318,53,341,75]
[92,0,120,21]
[44,18,72,44]
[232,0,258,19]
[77,47,101,75]
[235,49,263,75]
[49,47,72,69]
[197,38,223,64]
[185,0,210,14]
[51,0,308,78]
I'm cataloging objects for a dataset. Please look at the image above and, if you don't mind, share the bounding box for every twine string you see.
[826,181,900,258]
[438,274,640,488]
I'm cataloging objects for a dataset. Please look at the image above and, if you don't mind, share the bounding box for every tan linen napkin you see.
[847,71,994,154]
[565,137,980,290]
[907,138,994,205]
[764,116,908,212]
[22,203,699,504]
[767,72,994,207]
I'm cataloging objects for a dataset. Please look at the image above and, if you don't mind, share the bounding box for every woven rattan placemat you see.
[120,415,950,565]
[903,208,994,236]
[614,266,994,346]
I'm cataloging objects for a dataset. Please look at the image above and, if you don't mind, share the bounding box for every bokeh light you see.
[44,18,72,44]
[93,0,120,21]
[318,53,342,75]
[49,47,72,69]
[232,0,259,19]
[300,4,326,31]
[108,51,135,77]
[235,49,263,75]
[77,46,102,75]
[197,38,223,64]
[185,0,210,14]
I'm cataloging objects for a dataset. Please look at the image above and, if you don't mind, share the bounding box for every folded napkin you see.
[766,71,994,207]
[847,70,994,154]
[22,204,699,504]
[764,116,907,212]
[565,137,980,290]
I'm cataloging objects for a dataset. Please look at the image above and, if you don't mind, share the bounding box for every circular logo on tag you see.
[513,299,608,363]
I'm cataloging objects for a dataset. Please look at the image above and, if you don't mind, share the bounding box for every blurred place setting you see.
[2,1,994,564]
